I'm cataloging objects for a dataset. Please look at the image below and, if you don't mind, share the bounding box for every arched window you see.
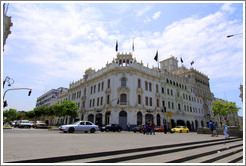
[120,93,127,105]
[121,77,127,87]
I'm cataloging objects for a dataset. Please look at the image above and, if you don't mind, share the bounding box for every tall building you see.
[54,53,215,131]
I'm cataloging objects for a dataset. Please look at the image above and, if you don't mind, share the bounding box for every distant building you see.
[36,87,68,108]
[3,3,13,51]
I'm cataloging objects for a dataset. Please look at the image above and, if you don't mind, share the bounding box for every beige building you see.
[54,53,218,131]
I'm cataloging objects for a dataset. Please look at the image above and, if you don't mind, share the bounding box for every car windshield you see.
[73,121,82,125]
[37,121,44,123]
[22,121,29,123]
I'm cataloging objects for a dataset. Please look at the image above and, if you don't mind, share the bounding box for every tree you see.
[3,109,20,123]
[212,101,240,125]
[53,101,78,124]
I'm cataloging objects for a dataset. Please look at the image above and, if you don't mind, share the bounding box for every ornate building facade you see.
[54,53,216,131]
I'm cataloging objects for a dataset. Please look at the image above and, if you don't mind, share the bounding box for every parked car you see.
[171,126,189,133]
[33,121,48,129]
[59,121,99,133]
[29,121,34,128]
[101,124,122,132]
[11,120,17,127]
[154,126,164,132]
[132,125,142,133]
[17,120,32,128]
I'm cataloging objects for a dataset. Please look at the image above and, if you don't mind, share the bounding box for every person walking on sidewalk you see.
[209,120,214,137]
[213,122,218,137]
[222,123,229,139]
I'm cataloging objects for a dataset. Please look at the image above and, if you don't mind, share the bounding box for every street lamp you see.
[227,32,243,38]
[3,76,14,88]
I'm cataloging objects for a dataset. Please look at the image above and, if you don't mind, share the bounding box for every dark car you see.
[101,124,122,132]
[132,125,142,133]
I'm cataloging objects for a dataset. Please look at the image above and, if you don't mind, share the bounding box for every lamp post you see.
[3,76,14,88]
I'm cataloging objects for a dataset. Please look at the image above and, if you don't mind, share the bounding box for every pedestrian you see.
[222,123,229,139]
[141,124,146,134]
[209,120,214,137]
[145,123,149,135]
[150,121,155,135]
[213,122,218,137]
[127,123,131,132]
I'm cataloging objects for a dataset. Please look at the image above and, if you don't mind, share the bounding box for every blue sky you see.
[2,2,244,116]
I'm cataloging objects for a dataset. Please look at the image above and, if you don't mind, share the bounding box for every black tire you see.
[68,128,74,133]
[180,130,182,133]
[186,130,189,133]
[63,131,67,133]
[90,128,95,133]
[106,129,109,132]
[134,131,136,133]
[118,129,121,132]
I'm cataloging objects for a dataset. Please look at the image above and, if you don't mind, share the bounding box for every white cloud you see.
[221,3,235,14]
[153,11,161,20]
[135,6,152,17]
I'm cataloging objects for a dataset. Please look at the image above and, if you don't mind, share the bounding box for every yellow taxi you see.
[33,121,48,129]
[171,126,189,133]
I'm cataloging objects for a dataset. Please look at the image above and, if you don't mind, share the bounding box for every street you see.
[3,128,243,163]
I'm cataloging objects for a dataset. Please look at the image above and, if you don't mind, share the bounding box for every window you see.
[97,97,99,106]
[149,83,152,91]
[184,105,186,111]
[172,102,174,109]
[107,79,110,89]
[100,97,103,106]
[156,84,159,93]
[91,86,93,94]
[138,79,141,88]
[167,89,170,95]
[171,90,173,96]
[138,95,141,104]
[107,95,110,104]
[145,81,148,90]
[166,79,169,83]
[162,100,165,107]
[145,97,148,106]
[93,99,95,107]
[162,87,164,93]
[120,94,127,105]
[178,104,181,110]
[94,85,96,93]
[121,77,127,87]
[156,99,159,107]
[89,100,92,108]
[98,83,100,92]
[168,102,171,108]
[101,82,104,91]
[150,97,152,106]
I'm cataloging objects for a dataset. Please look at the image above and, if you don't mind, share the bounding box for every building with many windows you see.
[36,87,67,108]
[54,52,217,131]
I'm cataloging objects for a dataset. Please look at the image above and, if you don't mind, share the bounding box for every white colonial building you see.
[54,52,216,131]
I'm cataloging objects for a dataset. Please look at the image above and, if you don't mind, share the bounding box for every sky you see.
[1,1,244,116]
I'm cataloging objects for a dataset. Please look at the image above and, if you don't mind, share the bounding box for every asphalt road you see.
[2,128,236,163]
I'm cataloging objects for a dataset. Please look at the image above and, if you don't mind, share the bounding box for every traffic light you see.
[3,100,8,108]
[28,90,32,96]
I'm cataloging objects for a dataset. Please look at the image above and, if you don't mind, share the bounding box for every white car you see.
[59,121,99,133]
